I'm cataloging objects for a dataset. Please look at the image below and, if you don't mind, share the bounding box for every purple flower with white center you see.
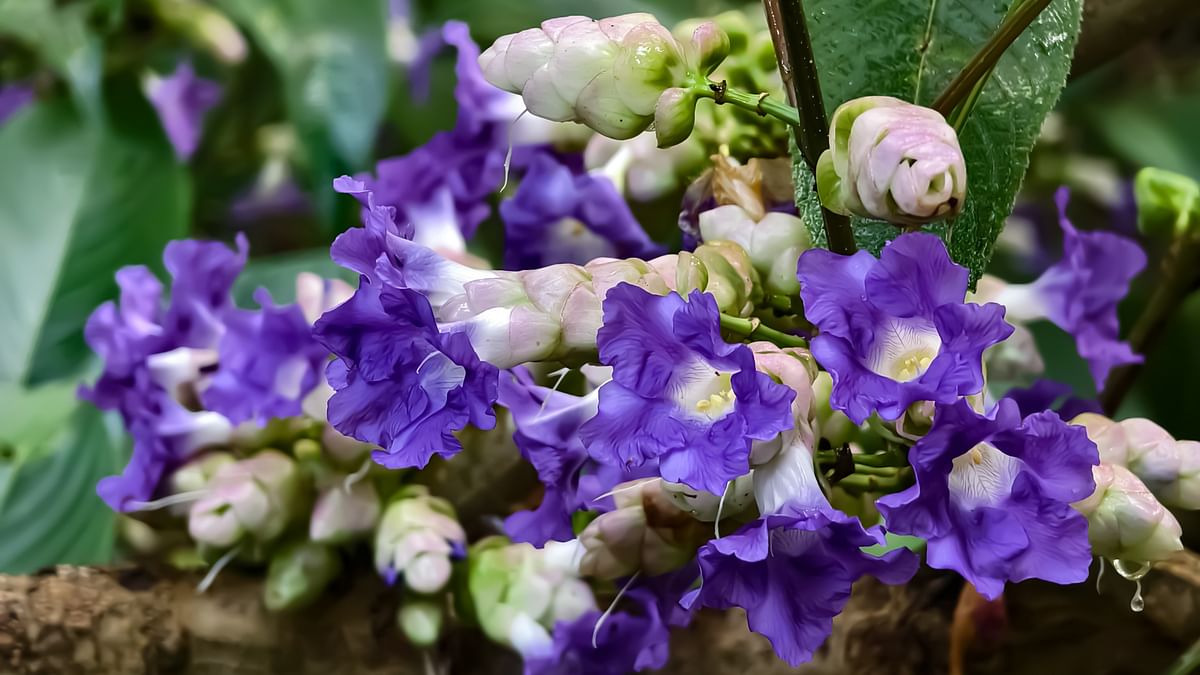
[682,508,917,666]
[146,62,222,161]
[995,188,1146,392]
[313,282,498,469]
[80,235,263,511]
[499,368,654,545]
[580,285,794,494]
[202,289,327,425]
[500,153,663,268]
[797,232,1013,424]
[524,589,670,675]
[877,398,1099,599]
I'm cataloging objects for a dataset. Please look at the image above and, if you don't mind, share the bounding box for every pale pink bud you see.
[1074,463,1183,563]
[1072,413,1130,466]
[310,480,381,544]
[817,96,966,226]
[579,479,707,578]
[188,450,302,546]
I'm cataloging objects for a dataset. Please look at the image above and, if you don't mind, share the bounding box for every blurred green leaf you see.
[217,0,391,229]
[1082,92,1200,183]
[0,0,104,116]
[0,83,191,385]
[0,381,78,513]
[233,247,357,306]
[418,0,705,39]
[0,399,122,573]
[796,0,1083,282]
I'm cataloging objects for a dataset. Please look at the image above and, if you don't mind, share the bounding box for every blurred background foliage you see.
[0,0,1197,573]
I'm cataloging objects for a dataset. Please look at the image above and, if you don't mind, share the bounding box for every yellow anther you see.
[970,447,984,465]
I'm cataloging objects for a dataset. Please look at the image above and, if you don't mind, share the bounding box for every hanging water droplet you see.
[1113,559,1151,582]
[1095,556,1106,594]
[1130,580,1144,613]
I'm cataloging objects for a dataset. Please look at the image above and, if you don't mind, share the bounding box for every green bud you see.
[653,87,700,148]
[398,601,445,648]
[263,541,342,611]
[1134,167,1200,238]
[687,21,730,75]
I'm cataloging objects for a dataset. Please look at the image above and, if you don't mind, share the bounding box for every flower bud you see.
[812,371,856,448]
[309,480,381,544]
[1122,419,1200,510]
[188,450,303,547]
[481,14,727,144]
[660,474,755,523]
[1073,463,1183,564]
[654,87,699,148]
[468,538,597,656]
[374,488,466,594]
[817,96,966,226]
[688,21,730,75]
[1071,413,1129,465]
[699,206,810,296]
[263,541,342,611]
[398,601,445,648]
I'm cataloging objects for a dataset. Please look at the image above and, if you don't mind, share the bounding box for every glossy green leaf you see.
[796,0,1083,281]
[233,248,357,306]
[0,398,123,573]
[0,86,191,385]
[216,0,391,227]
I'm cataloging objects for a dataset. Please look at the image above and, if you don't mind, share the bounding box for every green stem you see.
[816,450,905,468]
[931,0,1054,116]
[836,469,913,494]
[1100,235,1200,415]
[760,0,857,256]
[704,83,800,126]
[848,463,900,477]
[719,313,808,349]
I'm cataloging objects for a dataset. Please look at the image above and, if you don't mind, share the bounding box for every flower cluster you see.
[79,9,1186,674]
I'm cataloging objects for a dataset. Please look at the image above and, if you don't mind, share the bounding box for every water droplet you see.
[1095,556,1106,594]
[1131,580,1144,613]
[1113,559,1151,582]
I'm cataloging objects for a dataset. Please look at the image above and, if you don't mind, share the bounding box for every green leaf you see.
[0,398,123,573]
[216,0,391,228]
[0,83,191,385]
[0,0,104,117]
[0,381,79,512]
[796,0,1083,281]
[233,248,357,306]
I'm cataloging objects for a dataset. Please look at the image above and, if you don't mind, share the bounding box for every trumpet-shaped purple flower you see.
[146,62,222,161]
[202,289,327,425]
[500,153,663,268]
[996,188,1146,391]
[82,237,248,510]
[580,285,794,494]
[499,368,654,545]
[682,507,917,666]
[877,398,1098,599]
[525,589,670,675]
[313,282,498,469]
[797,233,1012,424]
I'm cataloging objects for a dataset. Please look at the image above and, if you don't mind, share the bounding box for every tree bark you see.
[4,552,1200,674]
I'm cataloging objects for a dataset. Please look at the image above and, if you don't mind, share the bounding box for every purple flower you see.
[82,237,248,510]
[877,398,1098,599]
[580,286,794,494]
[202,289,327,425]
[798,232,1013,424]
[524,589,670,675]
[499,368,654,545]
[0,82,33,126]
[500,153,663,268]
[681,508,917,666]
[1002,379,1101,421]
[343,21,519,253]
[146,62,222,161]
[313,282,498,469]
[997,188,1146,392]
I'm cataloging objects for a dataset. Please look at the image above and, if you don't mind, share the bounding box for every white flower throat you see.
[870,317,942,382]
[674,362,737,420]
[948,442,1020,509]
